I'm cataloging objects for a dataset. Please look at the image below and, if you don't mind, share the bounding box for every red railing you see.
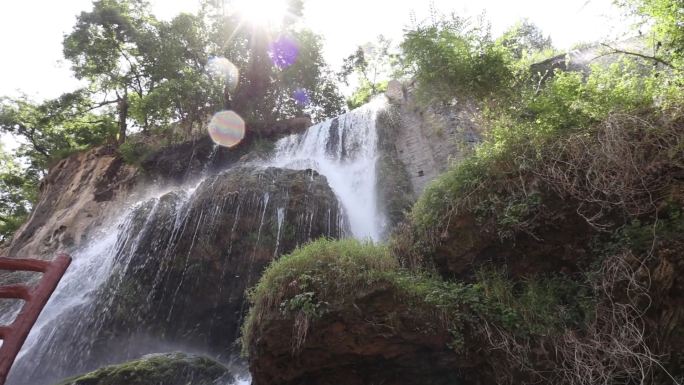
[0,255,71,385]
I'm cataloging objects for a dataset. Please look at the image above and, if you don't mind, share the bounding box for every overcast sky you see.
[0,0,631,102]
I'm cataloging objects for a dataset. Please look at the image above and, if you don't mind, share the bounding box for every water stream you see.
[270,97,384,241]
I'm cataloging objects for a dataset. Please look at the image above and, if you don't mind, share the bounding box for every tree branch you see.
[598,43,674,68]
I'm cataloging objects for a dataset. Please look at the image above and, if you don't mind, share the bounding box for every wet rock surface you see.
[9,166,345,385]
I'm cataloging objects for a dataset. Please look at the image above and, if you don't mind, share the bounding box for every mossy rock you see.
[55,352,233,385]
[243,239,597,385]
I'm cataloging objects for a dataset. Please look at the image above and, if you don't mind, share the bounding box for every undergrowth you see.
[411,58,683,243]
[242,238,590,356]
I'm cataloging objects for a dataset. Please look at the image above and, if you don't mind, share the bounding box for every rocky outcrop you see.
[3,146,137,258]
[9,166,346,385]
[3,115,313,259]
[55,352,233,385]
[248,283,483,385]
[142,118,311,185]
[243,239,479,385]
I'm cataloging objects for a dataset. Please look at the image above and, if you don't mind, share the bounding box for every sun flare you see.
[232,0,289,27]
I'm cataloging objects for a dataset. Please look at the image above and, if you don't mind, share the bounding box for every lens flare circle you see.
[293,88,311,106]
[208,110,245,148]
[268,36,299,69]
[208,57,240,92]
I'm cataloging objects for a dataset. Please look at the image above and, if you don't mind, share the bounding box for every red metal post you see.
[0,254,71,385]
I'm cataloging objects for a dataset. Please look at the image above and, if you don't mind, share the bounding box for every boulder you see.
[384,79,404,103]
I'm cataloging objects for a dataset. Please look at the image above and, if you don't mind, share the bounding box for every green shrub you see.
[401,16,516,102]
[410,56,682,241]
[119,140,153,165]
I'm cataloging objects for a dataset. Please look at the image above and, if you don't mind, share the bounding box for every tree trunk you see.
[223,84,232,110]
[117,90,129,144]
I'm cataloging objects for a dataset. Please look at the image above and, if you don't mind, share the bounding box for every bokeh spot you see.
[208,110,246,148]
[208,57,240,92]
[268,36,299,69]
[293,88,311,106]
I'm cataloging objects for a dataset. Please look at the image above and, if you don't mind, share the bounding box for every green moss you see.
[56,353,230,385]
[242,239,590,356]
[241,239,398,352]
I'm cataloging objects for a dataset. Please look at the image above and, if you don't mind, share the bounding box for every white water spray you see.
[270,97,385,241]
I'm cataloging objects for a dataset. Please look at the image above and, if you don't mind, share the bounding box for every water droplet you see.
[208,111,246,148]
[208,57,240,92]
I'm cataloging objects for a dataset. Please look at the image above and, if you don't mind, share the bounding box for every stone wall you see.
[384,80,481,199]
[387,80,481,199]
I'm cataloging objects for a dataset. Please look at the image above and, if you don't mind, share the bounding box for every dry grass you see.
[480,251,681,385]
[537,112,683,230]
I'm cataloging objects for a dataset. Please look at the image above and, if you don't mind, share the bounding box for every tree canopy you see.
[0,0,346,243]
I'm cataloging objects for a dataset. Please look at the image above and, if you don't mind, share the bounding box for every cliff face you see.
[2,85,499,385]
[3,146,137,259]
[374,80,482,233]
[382,80,481,198]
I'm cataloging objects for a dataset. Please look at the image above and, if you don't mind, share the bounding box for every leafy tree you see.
[204,0,343,122]
[400,15,515,102]
[0,143,39,243]
[271,30,345,120]
[133,12,223,133]
[339,35,398,109]
[617,0,684,68]
[0,92,116,172]
[498,19,553,60]
[63,0,157,142]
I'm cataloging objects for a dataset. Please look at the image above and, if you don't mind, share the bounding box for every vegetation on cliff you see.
[243,238,594,348]
[243,1,684,384]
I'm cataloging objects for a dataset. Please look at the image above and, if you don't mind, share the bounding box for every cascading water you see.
[6,167,345,385]
[270,97,386,241]
[3,98,386,385]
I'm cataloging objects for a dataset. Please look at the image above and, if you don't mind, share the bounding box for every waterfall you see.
[3,98,385,384]
[270,97,385,241]
[6,166,345,385]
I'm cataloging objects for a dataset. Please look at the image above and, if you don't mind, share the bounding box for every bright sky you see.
[0,0,631,102]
